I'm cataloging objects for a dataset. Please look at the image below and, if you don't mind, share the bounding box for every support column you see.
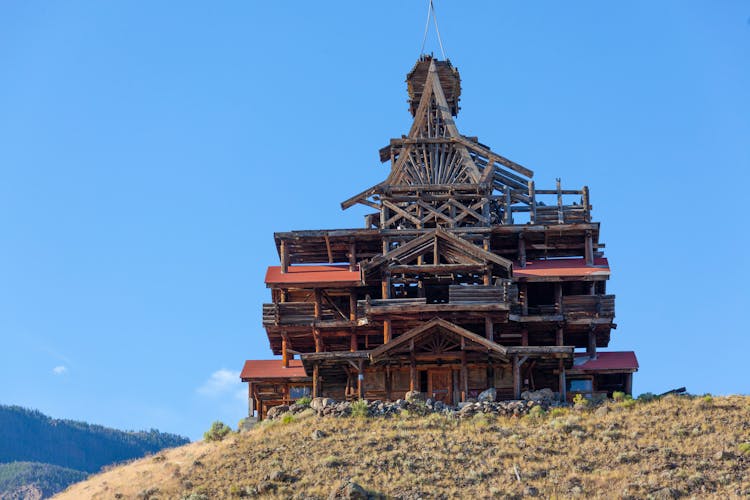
[312,363,320,398]
[587,326,597,357]
[460,351,468,402]
[556,325,564,346]
[558,360,567,402]
[409,350,417,392]
[247,383,254,417]
[555,282,563,314]
[349,241,357,271]
[584,230,594,266]
[281,337,289,368]
[385,365,392,401]
[521,328,529,347]
[484,316,494,341]
[383,320,392,344]
[518,233,526,268]
[512,355,521,399]
[314,327,322,353]
[280,240,289,273]
[520,282,529,316]
[357,360,364,400]
[625,372,633,395]
[350,331,357,352]
[349,289,357,322]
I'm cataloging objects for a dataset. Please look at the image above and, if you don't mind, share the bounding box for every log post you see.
[281,337,289,368]
[386,365,392,401]
[556,325,564,346]
[247,383,254,417]
[587,325,597,357]
[518,233,526,268]
[484,316,493,341]
[410,350,417,392]
[625,373,633,395]
[280,240,289,273]
[512,355,521,399]
[521,328,529,347]
[460,351,468,402]
[357,360,364,400]
[349,241,357,271]
[349,289,357,322]
[520,283,529,316]
[312,363,320,398]
[582,185,590,222]
[384,320,392,344]
[584,230,594,266]
[483,265,492,286]
[555,282,563,314]
[558,360,567,402]
[314,289,322,319]
[314,327,322,353]
[529,180,536,224]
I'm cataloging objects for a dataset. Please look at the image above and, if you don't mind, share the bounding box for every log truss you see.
[341,56,591,229]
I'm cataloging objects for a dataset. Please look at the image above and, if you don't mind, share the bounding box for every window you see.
[289,386,311,399]
[568,379,593,393]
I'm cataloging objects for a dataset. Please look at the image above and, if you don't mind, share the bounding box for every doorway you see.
[428,369,453,404]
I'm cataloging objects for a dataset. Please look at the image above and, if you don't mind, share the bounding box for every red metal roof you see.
[514,258,610,279]
[240,359,308,380]
[573,351,638,372]
[265,265,360,286]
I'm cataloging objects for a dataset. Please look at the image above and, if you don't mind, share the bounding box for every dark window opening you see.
[425,284,449,304]
[419,371,428,393]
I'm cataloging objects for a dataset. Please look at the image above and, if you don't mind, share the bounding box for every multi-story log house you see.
[241,56,638,419]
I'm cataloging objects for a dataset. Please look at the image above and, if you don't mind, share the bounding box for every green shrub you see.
[296,396,311,407]
[549,407,567,418]
[351,399,369,418]
[281,413,295,424]
[612,391,626,402]
[527,405,547,419]
[739,442,750,456]
[573,394,590,408]
[637,392,658,402]
[617,398,637,410]
[203,421,232,442]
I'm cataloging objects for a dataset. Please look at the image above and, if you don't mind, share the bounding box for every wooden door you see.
[428,370,453,404]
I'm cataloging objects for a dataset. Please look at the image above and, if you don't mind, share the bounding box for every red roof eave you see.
[240,359,309,381]
[514,257,610,280]
[265,265,361,287]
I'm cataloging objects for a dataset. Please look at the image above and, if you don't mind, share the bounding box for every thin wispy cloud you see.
[197,369,241,397]
[52,365,68,376]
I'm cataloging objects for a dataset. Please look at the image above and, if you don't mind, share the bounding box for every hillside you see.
[0,405,189,473]
[55,395,750,499]
[0,462,87,500]
[0,405,190,499]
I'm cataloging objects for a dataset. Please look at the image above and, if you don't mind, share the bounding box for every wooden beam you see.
[484,316,493,342]
[584,230,594,266]
[324,235,333,264]
[518,233,526,268]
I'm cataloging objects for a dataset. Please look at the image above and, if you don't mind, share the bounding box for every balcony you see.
[262,302,349,327]
[562,295,615,319]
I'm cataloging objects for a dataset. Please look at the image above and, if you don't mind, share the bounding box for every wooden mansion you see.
[241,56,638,419]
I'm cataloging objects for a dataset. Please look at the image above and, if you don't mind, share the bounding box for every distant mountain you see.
[0,462,86,500]
[0,404,190,499]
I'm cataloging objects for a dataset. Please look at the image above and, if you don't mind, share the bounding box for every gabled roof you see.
[362,227,512,276]
[240,359,308,381]
[370,317,508,361]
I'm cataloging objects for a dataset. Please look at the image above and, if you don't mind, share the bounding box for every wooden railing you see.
[262,302,346,326]
[562,295,615,318]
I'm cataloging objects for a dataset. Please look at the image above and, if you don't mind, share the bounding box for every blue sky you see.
[1,2,748,440]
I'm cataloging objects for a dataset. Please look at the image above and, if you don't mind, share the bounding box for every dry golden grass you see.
[55,396,750,499]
